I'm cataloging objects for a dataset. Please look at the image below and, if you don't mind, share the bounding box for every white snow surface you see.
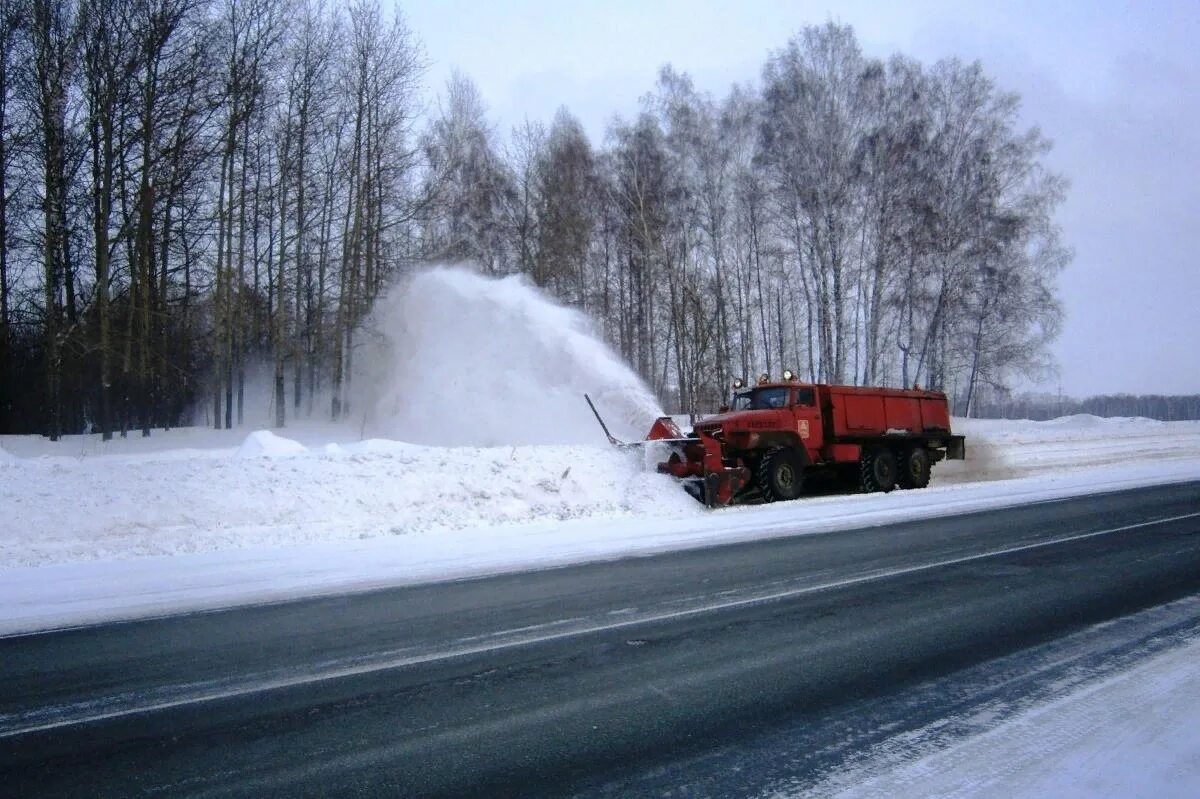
[1,414,1198,635]
[814,631,1200,799]
[236,430,309,458]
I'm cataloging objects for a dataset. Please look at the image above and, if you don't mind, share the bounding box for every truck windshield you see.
[732,387,790,410]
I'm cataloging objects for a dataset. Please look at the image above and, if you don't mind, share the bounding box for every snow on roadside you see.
[0,416,1198,634]
[7,414,1197,571]
[235,430,309,458]
[0,428,699,569]
[816,631,1200,799]
[1,415,1198,573]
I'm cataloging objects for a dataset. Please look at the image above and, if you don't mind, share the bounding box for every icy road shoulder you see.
[814,605,1200,799]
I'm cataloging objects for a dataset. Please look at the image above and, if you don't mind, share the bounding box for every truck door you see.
[791,387,823,454]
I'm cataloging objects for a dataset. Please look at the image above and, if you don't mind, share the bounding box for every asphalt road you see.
[2,481,1198,797]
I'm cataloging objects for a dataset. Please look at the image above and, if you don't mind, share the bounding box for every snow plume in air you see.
[355,266,663,446]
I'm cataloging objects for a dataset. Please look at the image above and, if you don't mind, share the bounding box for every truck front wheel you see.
[758,447,805,502]
[861,448,898,493]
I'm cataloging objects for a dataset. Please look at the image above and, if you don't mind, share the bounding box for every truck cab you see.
[698,379,826,461]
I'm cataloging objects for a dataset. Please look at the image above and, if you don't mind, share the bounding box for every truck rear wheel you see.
[861,448,897,493]
[897,446,931,489]
[757,447,805,502]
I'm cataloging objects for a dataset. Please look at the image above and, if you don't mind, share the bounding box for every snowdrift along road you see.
[2,413,1199,570]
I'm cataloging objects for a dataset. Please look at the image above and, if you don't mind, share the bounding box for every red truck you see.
[638,375,965,507]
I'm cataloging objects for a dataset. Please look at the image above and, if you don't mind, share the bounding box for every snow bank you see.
[354,266,662,446]
[1,449,1197,634]
[236,430,308,458]
[0,445,17,466]
[938,415,1200,484]
[1,414,1198,574]
[0,433,700,569]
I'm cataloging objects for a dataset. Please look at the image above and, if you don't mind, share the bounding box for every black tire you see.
[897,446,931,489]
[861,448,898,493]
[757,447,805,502]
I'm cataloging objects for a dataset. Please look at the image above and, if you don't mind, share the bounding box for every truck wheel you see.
[861,449,897,493]
[897,446,931,489]
[758,447,805,502]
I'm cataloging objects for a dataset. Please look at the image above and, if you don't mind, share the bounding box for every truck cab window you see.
[794,388,815,406]
[733,387,790,410]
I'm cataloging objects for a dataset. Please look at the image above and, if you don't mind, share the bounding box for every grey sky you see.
[402,0,1200,397]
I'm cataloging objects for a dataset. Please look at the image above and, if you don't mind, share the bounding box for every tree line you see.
[975,392,1200,422]
[0,4,1069,439]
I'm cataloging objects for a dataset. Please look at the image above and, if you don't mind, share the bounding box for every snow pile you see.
[0,414,1197,572]
[0,434,699,568]
[355,267,662,446]
[939,415,1200,484]
[236,430,308,458]
[0,445,17,466]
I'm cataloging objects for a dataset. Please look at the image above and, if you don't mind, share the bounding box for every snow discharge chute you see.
[355,266,663,447]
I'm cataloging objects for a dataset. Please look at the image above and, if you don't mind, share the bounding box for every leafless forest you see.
[0,0,1087,438]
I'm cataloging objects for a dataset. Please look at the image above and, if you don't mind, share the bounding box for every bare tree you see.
[0,0,23,433]
[535,107,594,301]
[27,0,81,440]
[420,72,513,272]
[504,117,544,278]
[760,24,874,384]
[330,0,422,419]
[0,15,1073,434]
[211,0,284,428]
[278,0,336,423]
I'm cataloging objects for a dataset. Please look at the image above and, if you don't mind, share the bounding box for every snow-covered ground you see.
[1,413,1198,634]
[808,603,1200,799]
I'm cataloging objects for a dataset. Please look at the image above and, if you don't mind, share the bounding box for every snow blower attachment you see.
[586,377,965,509]
[584,393,751,507]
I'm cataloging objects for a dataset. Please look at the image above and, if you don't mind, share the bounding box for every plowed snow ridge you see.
[1,415,1198,570]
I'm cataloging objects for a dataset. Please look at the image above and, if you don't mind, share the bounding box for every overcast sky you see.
[401,0,1199,397]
